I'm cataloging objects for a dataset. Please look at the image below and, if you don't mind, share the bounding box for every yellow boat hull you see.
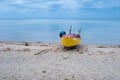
[61,37,81,47]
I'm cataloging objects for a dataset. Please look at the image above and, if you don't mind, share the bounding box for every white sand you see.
[0,42,120,80]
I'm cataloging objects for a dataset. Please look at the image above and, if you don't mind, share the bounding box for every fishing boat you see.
[59,26,82,47]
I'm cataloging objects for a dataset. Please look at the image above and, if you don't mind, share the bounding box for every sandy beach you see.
[0,41,120,80]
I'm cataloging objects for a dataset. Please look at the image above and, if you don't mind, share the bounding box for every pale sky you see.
[0,0,120,19]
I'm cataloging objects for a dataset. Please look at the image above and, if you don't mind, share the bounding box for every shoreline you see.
[0,41,120,46]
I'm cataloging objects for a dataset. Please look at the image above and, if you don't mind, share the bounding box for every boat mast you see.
[69,26,72,35]
[78,28,81,35]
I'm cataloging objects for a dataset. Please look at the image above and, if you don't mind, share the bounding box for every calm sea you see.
[0,19,120,45]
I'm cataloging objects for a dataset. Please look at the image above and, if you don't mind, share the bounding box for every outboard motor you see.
[59,31,66,38]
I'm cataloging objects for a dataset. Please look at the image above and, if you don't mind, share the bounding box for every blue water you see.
[0,19,120,44]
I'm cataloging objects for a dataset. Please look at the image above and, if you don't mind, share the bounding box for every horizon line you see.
[0,18,120,20]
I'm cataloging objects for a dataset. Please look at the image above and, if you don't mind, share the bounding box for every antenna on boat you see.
[78,27,82,35]
[69,26,72,34]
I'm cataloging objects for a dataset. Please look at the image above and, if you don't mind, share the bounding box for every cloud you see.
[89,0,120,9]
[1,0,120,11]
[11,0,27,4]
[0,1,17,12]
[23,0,81,10]
[0,0,120,18]
[58,0,82,9]
[0,0,82,14]
[91,2,105,9]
